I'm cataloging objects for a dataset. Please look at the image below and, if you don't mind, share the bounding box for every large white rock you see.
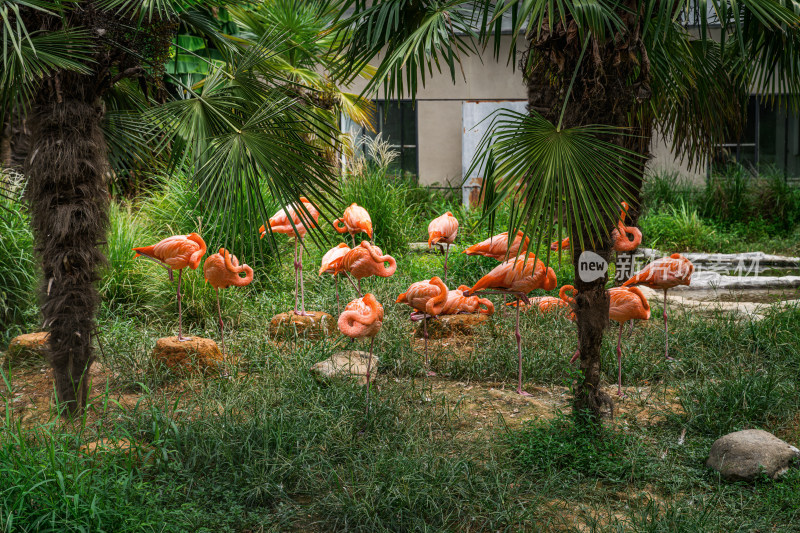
[707,429,800,481]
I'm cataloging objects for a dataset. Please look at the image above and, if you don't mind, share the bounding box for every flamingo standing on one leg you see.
[607,286,651,396]
[463,254,557,396]
[441,285,495,315]
[463,230,529,261]
[319,243,351,314]
[396,277,448,375]
[338,293,384,415]
[428,212,459,283]
[134,233,206,341]
[259,197,319,316]
[333,241,397,296]
[623,253,693,360]
[334,203,373,248]
[203,248,254,355]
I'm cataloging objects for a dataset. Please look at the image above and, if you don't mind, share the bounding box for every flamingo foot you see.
[293,310,311,316]
[665,355,677,362]
[617,389,627,398]
[517,388,533,397]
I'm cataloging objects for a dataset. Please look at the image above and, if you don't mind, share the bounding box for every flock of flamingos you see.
[132,198,694,402]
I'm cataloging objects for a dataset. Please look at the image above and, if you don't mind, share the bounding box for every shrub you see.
[639,201,723,251]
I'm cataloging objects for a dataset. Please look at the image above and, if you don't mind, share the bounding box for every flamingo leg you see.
[617,322,625,397]
[216,288,225,356]
[443,244,450,284]
[365,337,374,417]
[351,233,356,248]
[177,269,191,341]
[293,239,299,314]
[664,289,673,361]
[422,314,435,376]
[628,319,635,336]
[344,272,362,297]
[335,275,340,315]
[357,278,362,295]
[298,242,307,315]
[515,298,531,396]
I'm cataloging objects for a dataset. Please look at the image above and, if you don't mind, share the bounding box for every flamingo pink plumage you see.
[338,293,384,414]
[333,241,397,295]
[134,233,206,341]
[623,253,693,360]
[428,212,459,282]
[550,202,642,252]
[333,203,373,245]
[397,276,448,374]
[258,197,319,315]
[463,231,529,261]
[441,285,495,316]
[319,243,351,314]
[607,286,651,396]
[203,248,254,354]
[464,254,557,396]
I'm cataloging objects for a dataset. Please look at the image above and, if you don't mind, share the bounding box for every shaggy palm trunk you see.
[25,95,108,416]
[524,9,652,419]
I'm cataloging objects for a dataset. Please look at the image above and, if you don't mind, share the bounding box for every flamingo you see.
[607,286,651,396]
[463,254,557,396]
[338,293,384,415]
[463,230,529,261]
[622,253,694,360]
[550,202,642,252]
[258,197,319,316]
[333,241,397,296]
[441,285,495,315]
[334,203,373,247]
[428,212,459,283]
[134,233,206,341]
[319,243,351,314]
[507,289,573,316]
[202,249,253,355]
[396,276,448,375]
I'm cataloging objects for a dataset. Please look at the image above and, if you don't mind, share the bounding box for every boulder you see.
[4,332,49,367]
[707,429,800,481]
[310,350,378,386]
[416,314,490,339]
[151,336,222,375]
[269,311,336,340]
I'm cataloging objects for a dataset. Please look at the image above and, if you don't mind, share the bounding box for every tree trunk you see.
[524,8,652,421]
[25,95,109,417]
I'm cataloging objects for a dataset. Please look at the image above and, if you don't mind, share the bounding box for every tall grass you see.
[0,186,37,343]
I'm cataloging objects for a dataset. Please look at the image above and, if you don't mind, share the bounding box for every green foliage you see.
[639,201,722,251]
[0,187,37,343]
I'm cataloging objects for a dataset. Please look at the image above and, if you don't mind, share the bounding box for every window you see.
[343,100,418,178]
[713,96,800,177]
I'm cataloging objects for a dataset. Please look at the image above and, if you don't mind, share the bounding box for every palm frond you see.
[467,109,646,262]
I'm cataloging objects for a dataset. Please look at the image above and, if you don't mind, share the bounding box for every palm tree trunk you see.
[25,95,109,417]
[524,7,652,420]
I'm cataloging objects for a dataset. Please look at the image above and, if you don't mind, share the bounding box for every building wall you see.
[346,35,704,187]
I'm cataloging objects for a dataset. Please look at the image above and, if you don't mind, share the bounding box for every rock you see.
[151,336,222,375]
[79,438,154,464]
[4,332,49,367]
[416,314,490,339]
[707,429,800,481]
[310,350,378,386]
[269,311,336,340]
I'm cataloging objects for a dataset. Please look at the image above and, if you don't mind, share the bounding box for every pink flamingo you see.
[134,233,206,341]
[623,253,693,360]
[463,230,529,261]
[338,293,384,414]
[607,286,651,396]
[441,285,495,315]
[258,197,319,316]
[203,248,254,355]
[334,203,373,247]
[396,276,448,375]
[319,243,351,314]
[333,241,397,296]
[550,202,642,252]
[464,254,557,396]
[428,212,459,283]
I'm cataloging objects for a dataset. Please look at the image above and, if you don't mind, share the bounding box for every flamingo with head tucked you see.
[334,203,373,247]
[319,243,351,314]
[203,249,254,354]
[396,277,448,375]
[441,285,494,316]
[463,230,529,261]
[258,197,319,316]
[623,253,693,360]
[134,233,206,341]
[338,293,384,415]
[428,212,459,283]
[463,254,557,396]
[333,241,397,296]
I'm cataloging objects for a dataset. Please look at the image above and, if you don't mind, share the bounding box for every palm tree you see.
[333,0,800,419]
[1,0,340,416]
